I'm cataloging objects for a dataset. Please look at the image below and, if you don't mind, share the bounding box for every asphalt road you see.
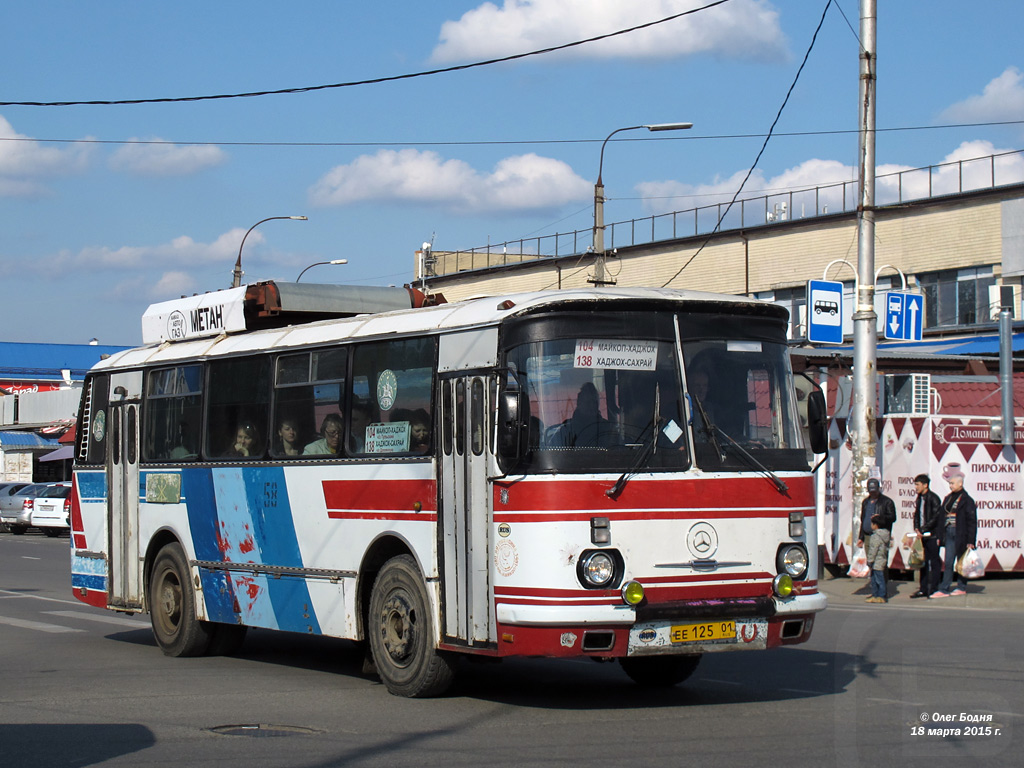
[1,531,1021,768]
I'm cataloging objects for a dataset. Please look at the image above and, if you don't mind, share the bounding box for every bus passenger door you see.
[107,371,143,610]
[438,375,494,646]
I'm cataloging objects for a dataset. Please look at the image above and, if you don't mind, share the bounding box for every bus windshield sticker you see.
[727,341,762,353]
[662,419,683,443]
[376,369,398,411]
[574,339,657,371]
[365,421,410,453]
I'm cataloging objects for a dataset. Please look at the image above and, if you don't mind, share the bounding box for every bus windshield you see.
[504,309,808,474]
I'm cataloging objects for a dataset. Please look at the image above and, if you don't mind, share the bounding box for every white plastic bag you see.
[849,545,870,578]
[957,548,985,580]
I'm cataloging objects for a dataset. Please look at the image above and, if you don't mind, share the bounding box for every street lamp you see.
[591,123,692,286]
[296,259,348,282]
[232,216,308,288]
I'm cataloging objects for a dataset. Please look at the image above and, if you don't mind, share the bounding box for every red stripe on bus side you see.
[493,476,814,512]
[321,478,437,512]
[326,510,438,522]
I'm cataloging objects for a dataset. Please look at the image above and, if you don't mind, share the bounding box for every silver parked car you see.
[30,482,72,537]
[0,483,51,535]
[0,482,30,531]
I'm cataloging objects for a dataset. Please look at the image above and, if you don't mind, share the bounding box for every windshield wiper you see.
[606,416,661,500]
[691,395,723,459]
[711,426,789,495]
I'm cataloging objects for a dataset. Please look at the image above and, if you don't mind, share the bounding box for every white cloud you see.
[942,67,1024,123]
[109,138,227,176]
[46,228,255,274]
[637,142,1024,217]
[308,149,590,213]
[432,0,785,63]
[0,114,94,197]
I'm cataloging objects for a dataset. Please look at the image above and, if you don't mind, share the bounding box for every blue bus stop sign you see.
[884,291,924,341]
[806,279,844,344]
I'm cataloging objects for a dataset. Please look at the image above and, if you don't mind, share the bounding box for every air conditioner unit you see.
[883,373,931,416]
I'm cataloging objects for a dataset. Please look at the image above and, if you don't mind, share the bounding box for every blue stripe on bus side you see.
[72,573,106,592]
[76,471,107,501]
[181,468,239,623]
[242,467,321,635]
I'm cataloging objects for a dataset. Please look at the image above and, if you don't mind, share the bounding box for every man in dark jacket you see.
[911,474,943,598]
[856,478,896,588]
[857,478,896,544]
[932,473,978,598]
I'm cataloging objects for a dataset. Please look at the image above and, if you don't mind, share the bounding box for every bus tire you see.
[619,654,702,687]
[149,542,213,657]
[368,555,455,697]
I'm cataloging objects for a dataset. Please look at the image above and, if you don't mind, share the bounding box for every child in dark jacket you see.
[866,514,890,603]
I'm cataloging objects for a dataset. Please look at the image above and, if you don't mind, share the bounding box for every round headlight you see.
[777,544,809,580]
[580,551,616,587]
[621,580,645,605]
[773,573,794,598]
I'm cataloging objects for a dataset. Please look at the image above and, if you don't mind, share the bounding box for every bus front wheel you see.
[368,555,454,697]
[619,654,702,687]
[149,543,213,657]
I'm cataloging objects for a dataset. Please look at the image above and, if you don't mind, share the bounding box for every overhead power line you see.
[1,120,1021,149]
[0,0,731,108]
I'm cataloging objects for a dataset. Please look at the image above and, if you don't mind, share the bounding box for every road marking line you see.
[22,556,41,560]
[0,615,85,634]
[0,588,85,607]
[43,610,145,628]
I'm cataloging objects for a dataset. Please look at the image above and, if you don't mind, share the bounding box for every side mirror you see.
[497,390,525,464]
[806,389,828,455]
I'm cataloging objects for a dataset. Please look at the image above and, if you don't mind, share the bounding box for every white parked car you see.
[28,482,72,537]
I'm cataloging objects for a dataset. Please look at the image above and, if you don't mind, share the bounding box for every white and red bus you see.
[71,282,828,697]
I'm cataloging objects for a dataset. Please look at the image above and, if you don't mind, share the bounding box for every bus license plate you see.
[670,620,736,643]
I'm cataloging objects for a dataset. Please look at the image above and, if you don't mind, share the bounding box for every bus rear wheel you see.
[619,654,702,687]
[149,542,213,657]
[368,555,454,697]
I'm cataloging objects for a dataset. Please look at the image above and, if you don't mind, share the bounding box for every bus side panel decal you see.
[240,466,321,636]
[181,468,239,623]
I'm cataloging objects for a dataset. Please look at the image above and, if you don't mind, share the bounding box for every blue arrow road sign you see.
[884,291,923,341]
[807,279,844,344]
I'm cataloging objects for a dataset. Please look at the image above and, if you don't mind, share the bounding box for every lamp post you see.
[232,216,308,288]
[592,123,692,286]
[296,259,348,282]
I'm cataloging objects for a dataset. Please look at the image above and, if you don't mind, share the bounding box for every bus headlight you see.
[776,543,809,580]
[577,550,620,589]
[621,580,645,605]
[773,574,794,598]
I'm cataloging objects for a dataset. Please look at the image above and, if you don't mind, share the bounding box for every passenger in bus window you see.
[273,418,301,456]
[408,408,431,454]
[550,382,614,448]
[303,414,343,456]
[168,419,197,460]
[227,422,262,457]
[348,401,373,452]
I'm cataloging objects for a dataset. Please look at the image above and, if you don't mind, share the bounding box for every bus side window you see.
[349,337,436,456]
[273,348,347,459]
[206,356,271,460]
[143,365,202,462]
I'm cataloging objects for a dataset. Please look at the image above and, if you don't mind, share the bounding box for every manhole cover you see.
[209,724,322,738]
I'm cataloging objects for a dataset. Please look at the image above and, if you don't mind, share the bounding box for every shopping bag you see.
[956,548,985,580]
[849,545,870,578]
[907,536,925,570]
[901,532,916,549]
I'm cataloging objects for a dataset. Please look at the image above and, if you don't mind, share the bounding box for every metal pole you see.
[999,295,1016,446]
[851,0,877,546]
[232,216,308,288]
[591,123,692,286]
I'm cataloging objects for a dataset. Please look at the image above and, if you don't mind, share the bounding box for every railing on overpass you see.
[429,149,1024,277]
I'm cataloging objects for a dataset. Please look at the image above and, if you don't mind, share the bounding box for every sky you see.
[2,0,1023,346]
